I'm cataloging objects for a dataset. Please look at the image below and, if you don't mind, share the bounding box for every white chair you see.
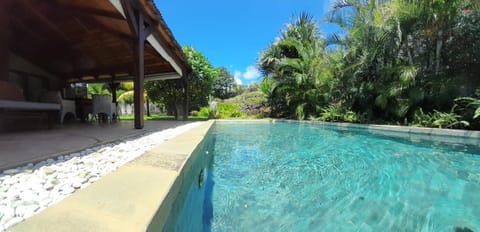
[41,91,76,124]
[92,95,117,122]
[60,99,76,124]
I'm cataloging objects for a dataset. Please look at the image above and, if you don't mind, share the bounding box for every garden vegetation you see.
[258,0,480,129]
[106,0,480,130]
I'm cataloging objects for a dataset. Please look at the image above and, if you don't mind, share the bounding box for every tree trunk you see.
[146,98,150,116]
[173,95,178,120]
[435,30,443,76]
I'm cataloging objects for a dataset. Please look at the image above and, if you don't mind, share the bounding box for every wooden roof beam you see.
[18,0,72,44]
[120,0,139,35]
[88,24,133,41]
[48,2,134,42]
[10,18,47,43]
[57,4,125,20]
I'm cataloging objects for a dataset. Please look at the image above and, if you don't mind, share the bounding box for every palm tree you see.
[327,0,479,121]
[116,82,152,116]
[259,13,330,119]
[87,83,110,98]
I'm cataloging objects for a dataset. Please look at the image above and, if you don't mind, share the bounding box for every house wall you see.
[0,54,65,132]
[7,52,62,101]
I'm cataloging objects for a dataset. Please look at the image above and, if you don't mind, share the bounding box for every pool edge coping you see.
[9,120,215,232]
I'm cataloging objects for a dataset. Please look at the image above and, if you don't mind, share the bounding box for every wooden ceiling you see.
[7,0,189,83]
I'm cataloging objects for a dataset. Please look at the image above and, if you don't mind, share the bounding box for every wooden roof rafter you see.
[7,0,189,83]
[57,4,125,21]
[17,0,73,45]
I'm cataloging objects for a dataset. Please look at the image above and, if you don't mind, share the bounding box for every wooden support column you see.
[0,0,12,81]
[110,76,118,104]
[111,84,117,104]
[133,15,145,129]
[110,76,119,120]
[146,97,151,117]
[122,0,146,129]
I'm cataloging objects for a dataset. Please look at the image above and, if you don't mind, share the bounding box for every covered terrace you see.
[0,0,193,170]
[0,0,191,131]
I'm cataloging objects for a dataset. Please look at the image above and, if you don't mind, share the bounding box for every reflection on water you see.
[167,122,480,232]
[162,133,215,232]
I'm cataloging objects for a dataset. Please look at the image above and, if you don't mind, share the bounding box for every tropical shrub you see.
[256,2,480,129]
[454,97,480,120]
[410,109,435,127]
[317,104,360,123]
[431,111,469,129]
[198,106,215,119]
[190,110,199,116]
[224,90,270,118]
[216,103,245,119]
[410,108,469,129]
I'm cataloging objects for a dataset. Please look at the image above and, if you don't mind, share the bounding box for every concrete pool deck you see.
[9,120,214,232]
[0,120,190,171]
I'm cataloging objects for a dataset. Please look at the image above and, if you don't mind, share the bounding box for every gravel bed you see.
[0,122,203,231]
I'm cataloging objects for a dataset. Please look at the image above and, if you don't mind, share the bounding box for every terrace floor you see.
[0,120,189,171]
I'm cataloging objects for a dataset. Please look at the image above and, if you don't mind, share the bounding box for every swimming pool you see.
[165,121,480,231]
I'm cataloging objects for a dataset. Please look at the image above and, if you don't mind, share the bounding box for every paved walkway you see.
[0,120,188,171]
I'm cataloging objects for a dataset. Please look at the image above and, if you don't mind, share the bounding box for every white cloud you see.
[234,70,241,80]
[234,71,243,85]
[242,66,261,80]
[233,66,261,85]
[234,77,243,85]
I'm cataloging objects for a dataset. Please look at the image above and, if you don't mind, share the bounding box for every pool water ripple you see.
[171,122,480,232]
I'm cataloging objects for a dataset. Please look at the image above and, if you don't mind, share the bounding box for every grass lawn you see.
[118,114,208,121]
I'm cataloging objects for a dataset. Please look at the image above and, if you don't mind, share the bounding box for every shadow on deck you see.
[0,120,189,171]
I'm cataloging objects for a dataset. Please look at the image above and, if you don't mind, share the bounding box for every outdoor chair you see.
[92,94,117,122]
[40,91,77,124]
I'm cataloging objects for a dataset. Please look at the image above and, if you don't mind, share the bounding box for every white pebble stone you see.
[43,167,56,176]
[62,187,75,195]
[3,177,18,186]
[0,122,202,230]
[15,204,39,218]
[72,181,82,189]
[3,169,19,175]
[3,216,23,229]
[88,177,100,183]
[0,206,14,224]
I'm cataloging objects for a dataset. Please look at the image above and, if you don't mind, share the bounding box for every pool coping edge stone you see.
[8,120,215,232]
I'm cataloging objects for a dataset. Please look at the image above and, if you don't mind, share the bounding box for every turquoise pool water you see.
[169,122,480,231]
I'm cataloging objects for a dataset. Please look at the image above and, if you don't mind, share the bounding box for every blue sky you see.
[155,0,336,85]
